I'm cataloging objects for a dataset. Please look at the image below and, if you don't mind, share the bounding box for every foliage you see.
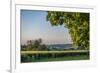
[38,44,48,51]
[46,11,89,50]
[27,40,34,50]
[22,38,48,51]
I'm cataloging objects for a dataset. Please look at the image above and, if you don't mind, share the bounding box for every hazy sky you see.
[21,10,72,45]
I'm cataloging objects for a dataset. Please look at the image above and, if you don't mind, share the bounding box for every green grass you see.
[21,54,89,63]
[21,50,89,63]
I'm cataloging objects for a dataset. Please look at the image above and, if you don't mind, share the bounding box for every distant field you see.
[21,50,89,55]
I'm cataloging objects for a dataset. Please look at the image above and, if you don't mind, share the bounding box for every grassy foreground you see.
[29,55,89,62]
[21,50,89,63]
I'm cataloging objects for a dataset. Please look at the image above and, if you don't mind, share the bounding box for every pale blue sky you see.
[21,10,72,45]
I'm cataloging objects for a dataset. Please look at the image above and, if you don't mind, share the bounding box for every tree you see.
[21,44,27,51]
[46,11,89,50]
[26,38,44,50]
[38,38,42,44]
[27,40,33,50]
[33,38,42,48]
[38,44,48,51]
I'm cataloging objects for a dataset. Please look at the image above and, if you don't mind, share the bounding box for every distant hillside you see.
[47,44,72,50]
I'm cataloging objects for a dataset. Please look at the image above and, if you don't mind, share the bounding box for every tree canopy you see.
[46,11,89,50]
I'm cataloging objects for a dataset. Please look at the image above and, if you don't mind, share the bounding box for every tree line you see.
[21,38,48,51]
